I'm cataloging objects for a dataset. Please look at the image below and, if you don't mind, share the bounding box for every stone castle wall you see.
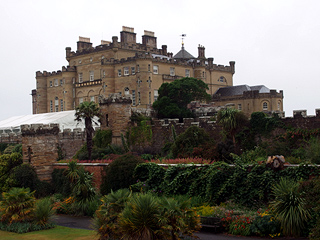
[21,124,85,181]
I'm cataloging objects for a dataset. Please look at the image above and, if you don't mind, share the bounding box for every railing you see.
[75,79,102,88]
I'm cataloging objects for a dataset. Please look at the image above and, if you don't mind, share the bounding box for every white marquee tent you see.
[0,110,100,133]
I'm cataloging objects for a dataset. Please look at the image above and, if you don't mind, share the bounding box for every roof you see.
[173,45,195,59]
[214,85,270,97]
[0,110,100,133]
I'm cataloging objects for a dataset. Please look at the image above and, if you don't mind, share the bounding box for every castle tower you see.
[99,93,132,145]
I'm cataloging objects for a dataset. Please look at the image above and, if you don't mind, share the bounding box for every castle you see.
[32,26,236,114]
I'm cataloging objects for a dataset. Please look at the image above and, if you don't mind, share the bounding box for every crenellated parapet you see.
[0,132,22,144]
[99,93,132,105]
[101,52,234,72]
[36,66,76,77]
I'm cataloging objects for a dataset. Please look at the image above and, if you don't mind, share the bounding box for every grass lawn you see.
[0,226,99,240]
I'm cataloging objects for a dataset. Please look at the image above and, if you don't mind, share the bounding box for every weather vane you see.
[180,34,186,46]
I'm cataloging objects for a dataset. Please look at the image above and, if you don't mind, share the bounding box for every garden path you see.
[52,215,307,240]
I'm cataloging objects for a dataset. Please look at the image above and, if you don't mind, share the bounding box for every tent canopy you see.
[0,110,100,133]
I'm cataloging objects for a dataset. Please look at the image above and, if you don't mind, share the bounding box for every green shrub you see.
[0,221,55,233]
[305,137,320,164]
[100,153,144,195]
[270,178,311,237]
[0,187,36,224]
[51,168,72,197]
[171,126,210,158]
[250,214,281,237]
[34,198,55,226]
[93,129,112,148]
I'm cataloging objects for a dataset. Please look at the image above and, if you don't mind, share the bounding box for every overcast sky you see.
[0,0,319,121]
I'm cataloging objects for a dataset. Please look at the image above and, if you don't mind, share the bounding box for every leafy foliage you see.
[270,178,311,237]
[100,153,144,195]
[171,126,211,158]
[75,101,101,160]
[152,77,211,120]
[0,187,36,224]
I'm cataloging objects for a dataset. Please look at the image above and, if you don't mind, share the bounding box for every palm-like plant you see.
[94,189,131,239]
[270,178,311,237]
[75,101,101,160]
[0,187,36,223]
[217,108,247,146]
[118,193,162,240]
[158,197,201,240]
[34,198,55,226]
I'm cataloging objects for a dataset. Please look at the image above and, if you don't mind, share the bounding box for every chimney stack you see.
[77,37,92,51]
[120,26,136,44]
[142,30,157,48]
[198,44,205,59]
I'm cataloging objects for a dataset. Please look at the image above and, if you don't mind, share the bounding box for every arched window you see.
[124,87,130,95]
[278,101,281,110]
[263,102,268,111]
[55,97,59,112]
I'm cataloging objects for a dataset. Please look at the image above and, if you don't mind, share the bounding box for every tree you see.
[217,108,248,146]
[152,77,211,120]
[75,101,100,160]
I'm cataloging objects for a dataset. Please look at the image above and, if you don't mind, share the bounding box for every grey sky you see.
[0,0,319,121]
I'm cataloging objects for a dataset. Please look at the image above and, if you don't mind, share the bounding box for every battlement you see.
[99,93,132,105]
[36,66,76,77]
[0,132,21,144]
[101,52,234,72]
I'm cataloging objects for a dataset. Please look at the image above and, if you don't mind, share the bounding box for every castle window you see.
[54,79,58,87]
[90,57,92,62]
[124,87,130,95]
[101,55,105,60]
[219,76,225,82]
[148,64,150,72]
[118,69,121,77]
[147,77,152,88]
[132,90,136,106]
[154,90,158,101]
[60,79,63,86]
[72,77,75,84]
[90,96,95,102]
[131,67,135,75]
[106,114,109,127]
[263,102,268,110]
[153,65,158,74]
[79,73,83,83]
[79,60,82,64]
[137,78,142,88]
[149,92,151,104]
[238,104,242,111]
[90,71,94,81]
[202,71,205,78]
[60,99,63,111]
[170,67,175,76]
[185,69,190,77]
[79,97,83,104]
[102,70,105,78]
[278,101,281,110]
[49,81,53,87]
[55,97,59,112]
[138,92,141,105]
[50,100,53,112]
[137,65,140,72]
[124,67,129,76]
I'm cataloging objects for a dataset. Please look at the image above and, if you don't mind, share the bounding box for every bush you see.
[0,221,55,233]
[171,126,210,158]
[34,198,55,226]
[93,129,112,149]
[0,187,36,223]
[270,178,311,237]
[100,153,144,195]
[250,214,281,237]
[51,169,72,197]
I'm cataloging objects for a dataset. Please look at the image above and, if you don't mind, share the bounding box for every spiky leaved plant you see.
[118,193,163,240]
[270,178,311,237]
[93,189,131,240]
[0,187,36,223]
